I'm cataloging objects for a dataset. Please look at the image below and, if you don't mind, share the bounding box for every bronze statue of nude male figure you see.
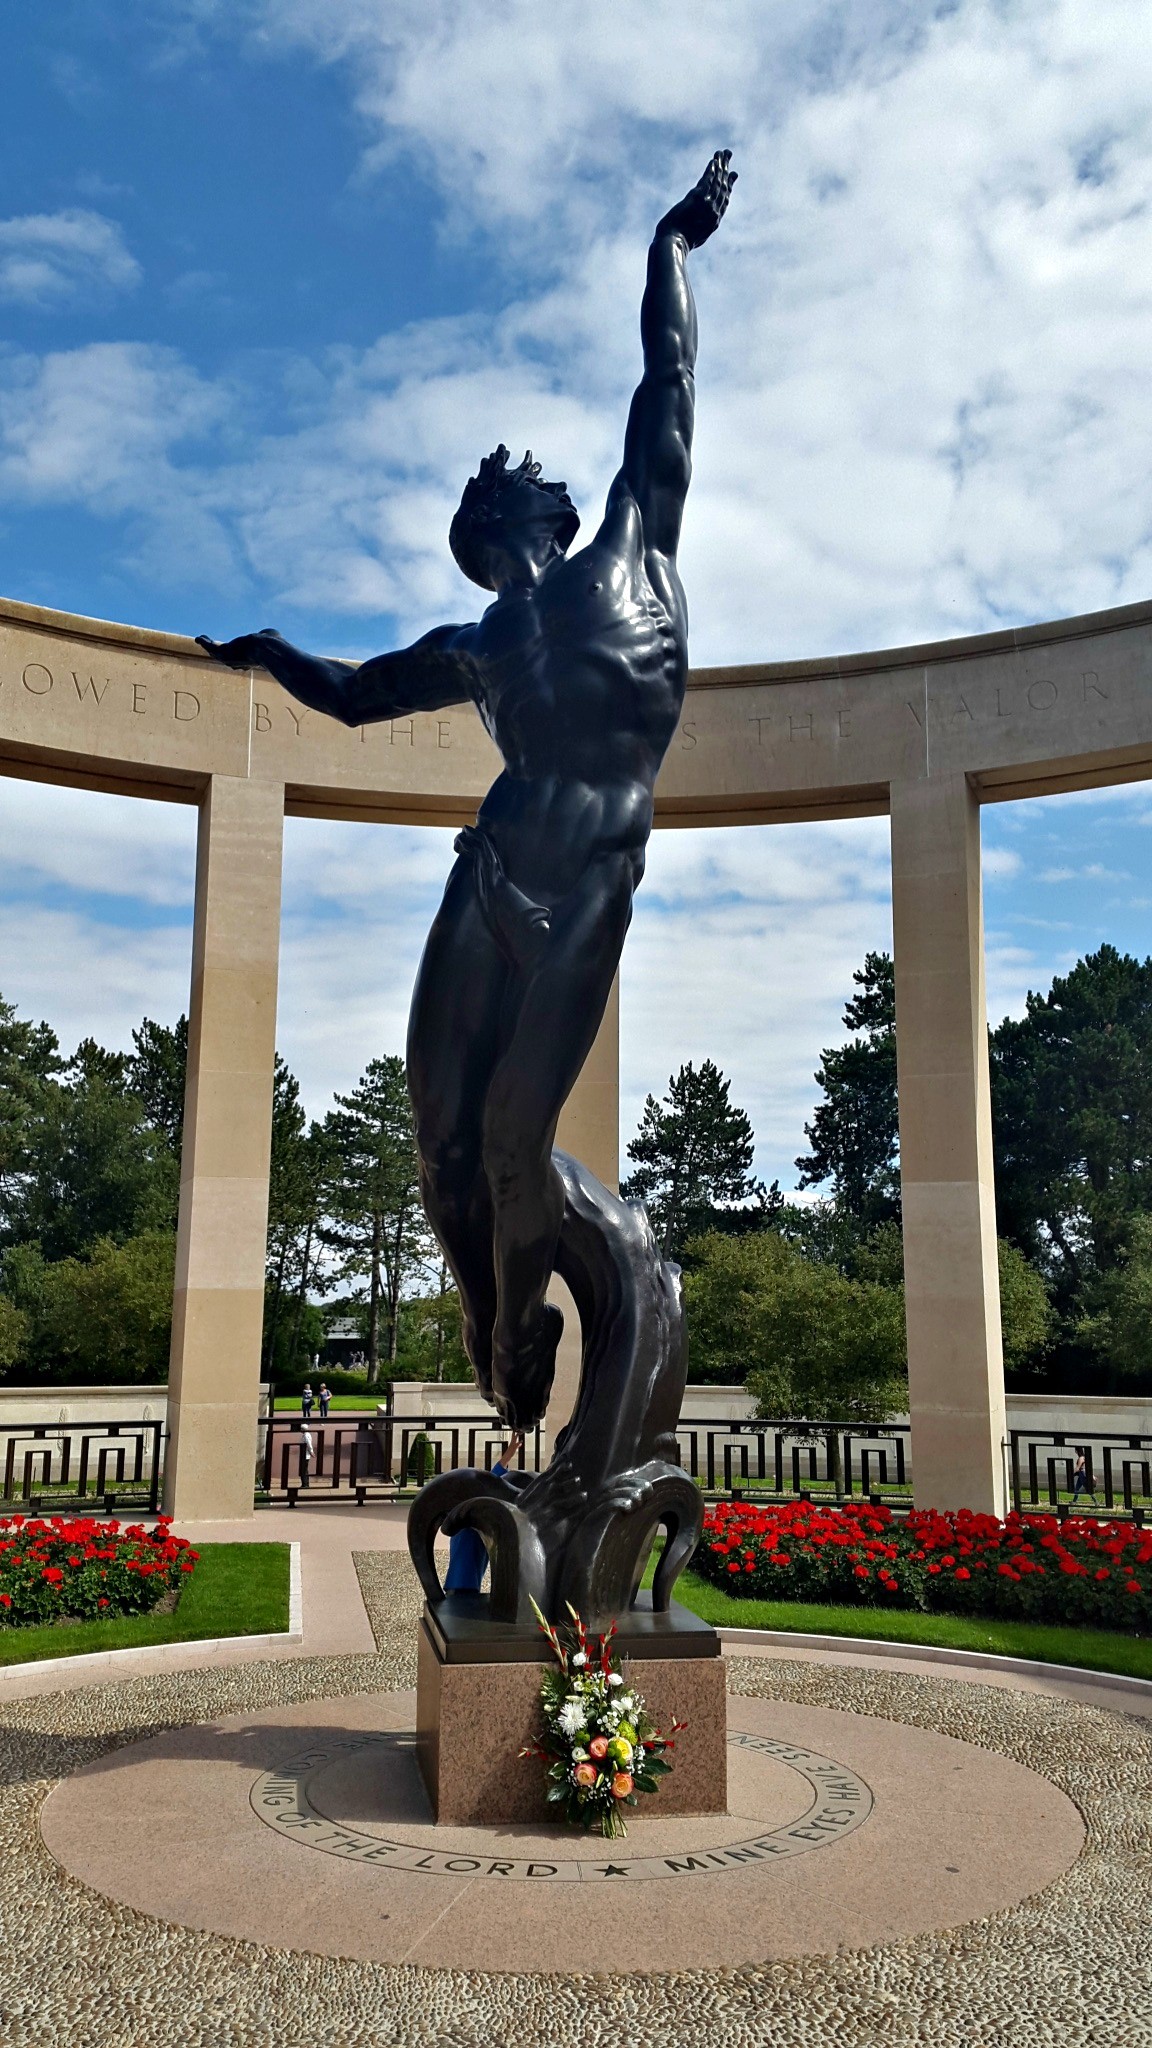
[199,151,736,1441]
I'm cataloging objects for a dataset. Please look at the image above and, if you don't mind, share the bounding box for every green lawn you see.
[273,1395,376,1414]
[663,1566,1152,1683]
[0,1543,290,1667]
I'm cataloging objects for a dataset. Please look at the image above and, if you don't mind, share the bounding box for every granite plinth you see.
[425,1589,721,1663]
[416,1609,728,1825]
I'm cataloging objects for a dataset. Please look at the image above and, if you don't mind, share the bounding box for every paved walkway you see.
[3,1547,1151,2044]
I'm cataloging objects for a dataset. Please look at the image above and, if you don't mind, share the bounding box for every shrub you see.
[682,1229,907,1417]
[697,1498,1152,1634]
[0,1514,198,1627]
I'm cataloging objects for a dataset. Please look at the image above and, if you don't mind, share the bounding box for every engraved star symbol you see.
[598,1863,630,1877]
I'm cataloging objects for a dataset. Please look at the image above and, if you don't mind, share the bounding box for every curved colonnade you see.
[2,589,1151,1516]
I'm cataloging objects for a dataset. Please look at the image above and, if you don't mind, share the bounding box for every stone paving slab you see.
[39,1683,1082,1972]
[0,1551,1150,2045]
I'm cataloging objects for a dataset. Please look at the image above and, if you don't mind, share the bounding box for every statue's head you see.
[450,445,579,591]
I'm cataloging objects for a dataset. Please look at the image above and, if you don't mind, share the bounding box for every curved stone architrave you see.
[2,589,1150,1519]
[2,591,1151,819]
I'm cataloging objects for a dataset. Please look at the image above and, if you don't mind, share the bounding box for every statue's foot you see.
[493,1303,564,1430]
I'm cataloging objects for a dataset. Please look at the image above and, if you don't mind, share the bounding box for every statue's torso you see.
[468,496,687,899]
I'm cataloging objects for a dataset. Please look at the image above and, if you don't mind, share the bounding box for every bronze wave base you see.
[407,1149,706,1636]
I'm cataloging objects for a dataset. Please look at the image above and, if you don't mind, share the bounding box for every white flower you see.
[571,1651,587,1667]
[557,1697,587,1736]
[607,1672,623,1687]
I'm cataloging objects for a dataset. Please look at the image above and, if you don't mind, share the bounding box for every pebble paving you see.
[0,1551,1149,2047]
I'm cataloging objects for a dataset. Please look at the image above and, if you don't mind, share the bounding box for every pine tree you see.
[0,993,61,1241]
[795,952,899,1226]
[262,1057,313,1373]
[320,1056,432,1387]
[129,1015,188,1158]
[622,1059,762,1257]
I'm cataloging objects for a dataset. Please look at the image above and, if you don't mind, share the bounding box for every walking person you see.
[318,1382,331,1420]
[1071,1449,1098,1507]
[299,1424,314,1491]
[300,1382,314,1421]
[444,1433,524,1593]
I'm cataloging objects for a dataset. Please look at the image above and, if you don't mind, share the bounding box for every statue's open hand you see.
[195,628,284,672]
[657,149,737,249]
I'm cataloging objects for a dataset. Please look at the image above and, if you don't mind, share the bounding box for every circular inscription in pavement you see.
[249,1729,874,1883]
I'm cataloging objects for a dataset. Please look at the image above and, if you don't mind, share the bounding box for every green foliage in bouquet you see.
[519,1601,683,1840]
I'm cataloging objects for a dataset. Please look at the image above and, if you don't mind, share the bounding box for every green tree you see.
[26,1231,176,1383]
[795,952,899,1226]
[129,1015,188,1157]
[0,993,62,1241]
[1076,1215,1152,1381]
[12,1042,178,1261]
[684,1229,906,1406]
[262,1057,312,1371]
[393,1267,472,1383]
[997,1239,1055,1374]
[683,1229,907,1492]
[320,1057,431,1387]
[0,1294,28,1376]
[622,1059,763,1257]
[991,945,1152,1310]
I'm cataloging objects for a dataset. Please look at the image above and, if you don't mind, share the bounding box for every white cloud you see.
[4,0,1152,1199]
[0,777,196,909]
[982,847,1022,879]
[0,209,140,306]
[623,818,893,1183]
[166,0,1152,660]
[6,0,1152,661]
[0,342,240,589]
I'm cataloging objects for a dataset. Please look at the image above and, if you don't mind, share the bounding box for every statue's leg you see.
[407,858,511,1394]
[482,851,637,1425]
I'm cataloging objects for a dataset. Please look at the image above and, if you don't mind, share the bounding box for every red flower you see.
[954,1567,971,1580]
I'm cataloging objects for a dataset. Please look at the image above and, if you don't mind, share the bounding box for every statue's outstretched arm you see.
[616,150,736,561]
[195,623,478,727]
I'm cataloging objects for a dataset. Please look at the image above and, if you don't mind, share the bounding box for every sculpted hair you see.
[449,445,579,590]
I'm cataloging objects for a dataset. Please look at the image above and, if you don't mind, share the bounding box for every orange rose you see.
[589,1736,610,1760]
[611,1772,633,1799]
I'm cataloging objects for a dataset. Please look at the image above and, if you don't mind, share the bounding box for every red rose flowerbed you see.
[699,1499,1152,1633]
[0,1514,199,1628]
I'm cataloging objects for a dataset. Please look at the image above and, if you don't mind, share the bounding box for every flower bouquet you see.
[519,1601,683,1839]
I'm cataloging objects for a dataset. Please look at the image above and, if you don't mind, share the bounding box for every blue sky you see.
[1,0,1150,1189]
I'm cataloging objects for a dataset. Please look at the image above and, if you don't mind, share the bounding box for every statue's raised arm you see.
[615,149,737,564]
[195,622,478,726]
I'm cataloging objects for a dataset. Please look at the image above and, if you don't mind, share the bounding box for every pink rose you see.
[589,1736,609,1760]
[573,1762,598,1789]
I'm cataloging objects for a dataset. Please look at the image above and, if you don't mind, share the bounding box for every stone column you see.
[546,975,621,1436]
[890,773,1006,1515]
[163,775,285,1519]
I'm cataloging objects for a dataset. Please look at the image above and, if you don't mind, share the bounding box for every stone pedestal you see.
[416,1596,728,1825]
